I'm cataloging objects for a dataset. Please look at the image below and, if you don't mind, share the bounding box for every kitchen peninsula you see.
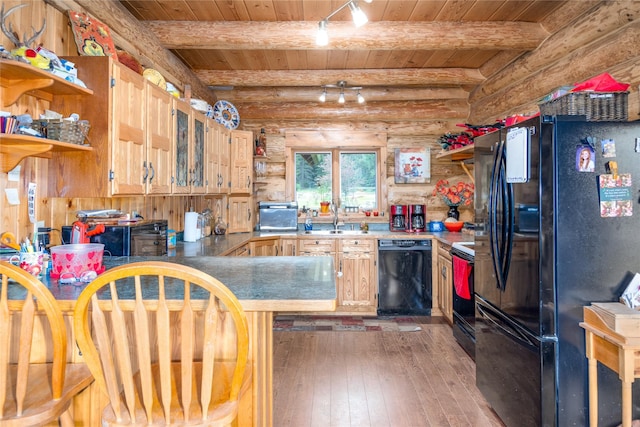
[36,255,336,427]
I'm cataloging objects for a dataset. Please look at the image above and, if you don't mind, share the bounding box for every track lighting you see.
[315,0,370,46]
[319,89,327,102]
[348,1,368,27]
[320,81,365,104]
[316,20,328,46]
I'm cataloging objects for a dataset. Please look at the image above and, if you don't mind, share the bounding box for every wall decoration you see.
[68,11,117,57]
[394,148,430,184]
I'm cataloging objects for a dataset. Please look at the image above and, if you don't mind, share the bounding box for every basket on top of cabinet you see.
[538,91,628,122]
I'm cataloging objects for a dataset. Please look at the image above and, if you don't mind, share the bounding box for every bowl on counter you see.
[444,221,464,232]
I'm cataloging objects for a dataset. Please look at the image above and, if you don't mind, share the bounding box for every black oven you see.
[451,242,475,360]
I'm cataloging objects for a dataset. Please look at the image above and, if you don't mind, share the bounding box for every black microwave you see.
[61,220,168,256]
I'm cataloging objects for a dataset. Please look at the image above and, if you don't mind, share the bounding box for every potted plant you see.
[432,179,474,220]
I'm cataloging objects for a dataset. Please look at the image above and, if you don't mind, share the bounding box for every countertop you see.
[174,229,474,258]
[15,255,337,312]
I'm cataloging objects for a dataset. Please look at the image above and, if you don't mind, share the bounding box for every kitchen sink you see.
[302,230,369,235]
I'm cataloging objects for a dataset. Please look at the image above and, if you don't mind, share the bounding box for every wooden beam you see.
[44,0,216,104]
[214,87,469,103]
[240,120,462,136]
[197,68,485,87]
[147,21,548,51]
[235,99,468,121]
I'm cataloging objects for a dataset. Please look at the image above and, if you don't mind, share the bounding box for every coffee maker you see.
[389,205,407,231]
[407,204,426,232]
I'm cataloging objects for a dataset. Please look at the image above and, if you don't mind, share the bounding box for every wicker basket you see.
[539,91,628,121]
[30,119,91,145]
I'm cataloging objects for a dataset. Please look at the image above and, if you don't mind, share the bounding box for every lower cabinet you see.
[232,244,250,257]
[251,238,278,256]
[297,237,376,314]
[337,239,376,312]
[436,242,453,324]
[279,238,297,256]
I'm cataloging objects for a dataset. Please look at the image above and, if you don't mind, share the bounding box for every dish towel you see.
[453,255,472,300]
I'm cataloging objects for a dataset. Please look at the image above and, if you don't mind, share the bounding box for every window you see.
[285,131,387,215]
[294,151,378,210]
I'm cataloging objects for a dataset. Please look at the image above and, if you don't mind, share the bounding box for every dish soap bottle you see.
[304,208,313,231]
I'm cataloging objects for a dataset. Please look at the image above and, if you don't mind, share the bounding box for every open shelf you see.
[0,134,93,172]
[0,59,93,107]
[435,144,474,160]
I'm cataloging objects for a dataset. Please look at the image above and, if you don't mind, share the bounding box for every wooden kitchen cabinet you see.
[338,238,376,313]
[48,56,176,197]
[229,130,253,194]
[280,238,297,256]
[145,83,173,194]
[298,238,336,256]
[227,195,254,233]
[206,120,230,194]
[251,238,279,256]
[436,242,453,324]
[172,99,206,194]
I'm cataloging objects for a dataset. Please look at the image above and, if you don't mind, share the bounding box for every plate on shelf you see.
[213,100,240,130]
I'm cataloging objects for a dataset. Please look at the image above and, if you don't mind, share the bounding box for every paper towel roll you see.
[184,212,199,242]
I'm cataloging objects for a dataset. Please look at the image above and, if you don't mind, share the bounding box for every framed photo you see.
[394,148,431,184]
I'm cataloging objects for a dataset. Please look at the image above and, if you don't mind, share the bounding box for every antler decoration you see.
[1,3,46,48]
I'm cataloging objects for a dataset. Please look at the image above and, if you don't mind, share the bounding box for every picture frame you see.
[394,148,431,184]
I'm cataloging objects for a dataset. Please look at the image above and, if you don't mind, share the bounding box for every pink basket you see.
[50,243,105,279]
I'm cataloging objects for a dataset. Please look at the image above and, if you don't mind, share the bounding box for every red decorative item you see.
[68,11,117,58]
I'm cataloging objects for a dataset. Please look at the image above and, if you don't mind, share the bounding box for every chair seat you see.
[1,363,93,427]
[101,361,252,426]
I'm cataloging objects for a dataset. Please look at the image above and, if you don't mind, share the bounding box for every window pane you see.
[295,152,332,208]
[340,152,377,209]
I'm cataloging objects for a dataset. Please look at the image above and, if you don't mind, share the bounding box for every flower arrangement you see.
[432,179,474,206]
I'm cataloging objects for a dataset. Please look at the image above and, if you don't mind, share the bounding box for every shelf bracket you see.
[460,161,474,183]
[1,77,54,108]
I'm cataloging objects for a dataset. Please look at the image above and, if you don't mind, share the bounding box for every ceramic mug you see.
[428,221,444,232]
[9,251,45,277]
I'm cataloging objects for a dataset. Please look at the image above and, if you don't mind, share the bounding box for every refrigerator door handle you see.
[488,141,502,289]
[477,302,536,347]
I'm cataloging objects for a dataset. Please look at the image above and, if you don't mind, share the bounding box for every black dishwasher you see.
[377,240,432,315]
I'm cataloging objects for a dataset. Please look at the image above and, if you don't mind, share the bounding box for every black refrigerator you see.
[474,115,640,427]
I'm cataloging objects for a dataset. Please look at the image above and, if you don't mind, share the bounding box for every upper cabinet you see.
[0,59,94,173]
[172,100,206,194]
[229,130,253,194]
[206,119,230,194]
[49,56,172,197]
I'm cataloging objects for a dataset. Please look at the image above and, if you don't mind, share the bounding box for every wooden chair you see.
[73,261,251,426]
[0,261,93,426]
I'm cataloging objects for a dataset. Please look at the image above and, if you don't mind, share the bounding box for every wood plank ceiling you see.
[116,0,602,123]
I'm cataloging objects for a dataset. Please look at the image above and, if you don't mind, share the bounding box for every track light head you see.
[357,90,365,103]
[338,90,345,104]
[316,20,328,46]
[319,89,327,102]
[349,1,368,28]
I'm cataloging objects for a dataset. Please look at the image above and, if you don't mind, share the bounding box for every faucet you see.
[331,201,340,230]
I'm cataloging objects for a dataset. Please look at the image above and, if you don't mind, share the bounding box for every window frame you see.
[285,131,387,217]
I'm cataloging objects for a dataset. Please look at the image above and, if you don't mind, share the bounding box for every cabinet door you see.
[191,110,206,194]
[146,83,172,194]
[229,130,253,194]
[207,121,230,194]
[280,238,297,256]
[251,239,278,256]
[437,250,453,324]
[228,196,253,233]
[172,99,191,194]
[339,239,376,310]
[110,62,146,195]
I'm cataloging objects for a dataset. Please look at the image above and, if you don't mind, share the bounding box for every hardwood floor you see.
[273,317,505,427]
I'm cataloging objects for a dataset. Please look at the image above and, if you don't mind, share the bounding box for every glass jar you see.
[214,216,227,235]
